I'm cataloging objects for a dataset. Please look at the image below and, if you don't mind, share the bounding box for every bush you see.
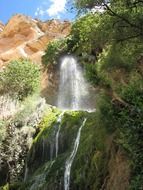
[42,38,68,65]
[0,59,40,100]
[12,95,46,128]
[98,42,143,72]
[70,13,101,55]
[0,95,19,120]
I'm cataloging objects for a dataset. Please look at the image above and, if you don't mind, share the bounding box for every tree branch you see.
[116,34,142,42]
[103,3,143,35]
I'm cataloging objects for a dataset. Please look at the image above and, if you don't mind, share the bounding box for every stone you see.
[0,14,71,65]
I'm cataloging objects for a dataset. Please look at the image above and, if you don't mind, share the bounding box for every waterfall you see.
[40,111,65,162]
[29,161,55,190]
[24,165,28,182]
[55,111,65,157]
[57,56,90,110]
[64,118,87,190]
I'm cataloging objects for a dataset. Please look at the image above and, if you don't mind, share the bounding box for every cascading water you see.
[44,112,65,161]
[55,111,65,157]
[64,118,87,190]
[29,162,55,190]
[24,165,28,182]
[24,112,65,182]
[24,56,95,189]
[57,56,90,110]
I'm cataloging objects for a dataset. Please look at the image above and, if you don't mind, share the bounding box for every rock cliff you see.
[0,14,71,67]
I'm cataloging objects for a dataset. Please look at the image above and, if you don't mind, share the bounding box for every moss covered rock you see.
[13,110,130,190]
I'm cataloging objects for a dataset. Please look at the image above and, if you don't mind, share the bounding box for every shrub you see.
[0,95,19,120]
[0,59,40,100]
[13,95,46,128]
[42,38,68,65]
[70,13,101,55]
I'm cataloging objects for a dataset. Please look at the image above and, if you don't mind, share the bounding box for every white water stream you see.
[57,56,90,110]
[64,118,87,190]
[55,111,65,158]
[25,56,93,188]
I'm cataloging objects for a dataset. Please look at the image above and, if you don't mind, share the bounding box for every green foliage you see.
[42,0,143,188]
[85,62,112,89]
[95,91,118,132]
[11,95,46,128]
[57,9,143,190]
[25,111,87,188]
[119,71,143,106]
[71,113,109,190]
[4,0,142,188]
[74,0,104,10]
[0,184,9,190]
[70,13,101,55]
[98,42,143,72]
[74,0,143,42]
[18,111,118,190]
[117,103,143,188]
[0,59,40,100]
[95,77,143,189]
[85,63,101,85]
[33,107,60,143]
[89,70,142,188]
[42,38,68,65]
[110,0,143,39]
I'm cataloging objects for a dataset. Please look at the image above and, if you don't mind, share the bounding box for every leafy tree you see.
[0,122,28,184]
[0,59,40,100]
[42,38,68,65]
[74,0,105,10]
[74,0,143,42]
[70,13,101,55]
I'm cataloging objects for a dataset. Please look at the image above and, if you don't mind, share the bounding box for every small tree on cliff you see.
[0,59,40,100]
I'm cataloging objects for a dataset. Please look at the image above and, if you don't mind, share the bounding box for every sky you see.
[0,0,76,24]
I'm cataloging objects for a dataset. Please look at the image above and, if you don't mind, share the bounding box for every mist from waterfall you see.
[57,56,91,110]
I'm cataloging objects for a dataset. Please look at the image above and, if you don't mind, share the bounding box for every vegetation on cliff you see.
[42,0,143,189]
[7,110,129,190]
[0,59,40,100]
[0,59,44,188]
[0,0,143,189]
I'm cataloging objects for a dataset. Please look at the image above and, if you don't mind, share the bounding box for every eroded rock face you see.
[105,148,130,190]
[0,14,71,67]
[0,15,71,100]
[0,21,4,33]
